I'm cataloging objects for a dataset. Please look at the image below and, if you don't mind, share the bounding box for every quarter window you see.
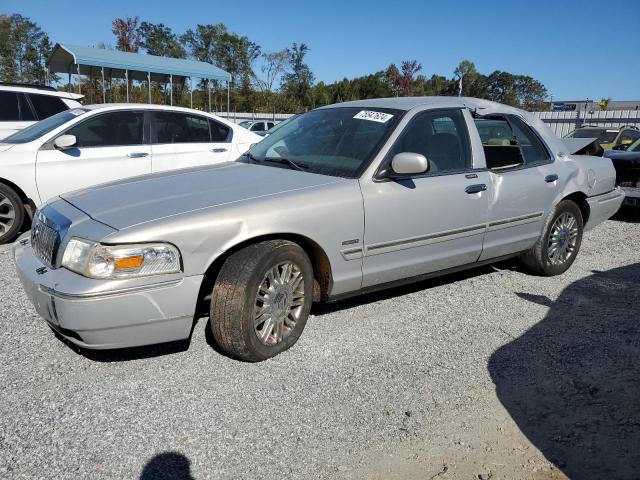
[387,109,471,174]
[209,119,231,142]
[508,116,550,163]
[27,94,67,119]
[251,123,265,132]
[153,112,213,143]
[66,111,144,148]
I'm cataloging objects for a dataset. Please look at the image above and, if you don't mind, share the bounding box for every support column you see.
[101,67,106,103]
[227,80,230,118]
[76,64,81,94]
[148,72,151,104]
[125,69,129,102]
[207,80,211,112]
[170,74,173,106]
[189,77,193,109]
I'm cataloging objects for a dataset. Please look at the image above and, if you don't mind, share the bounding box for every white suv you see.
[0,83,83,140]
[0,104,261,243]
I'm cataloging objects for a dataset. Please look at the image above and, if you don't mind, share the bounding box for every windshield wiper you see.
[263,157,309,171]
[244,152,263,164]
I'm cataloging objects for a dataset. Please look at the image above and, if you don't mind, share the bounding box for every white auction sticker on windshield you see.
[353,110,394,123]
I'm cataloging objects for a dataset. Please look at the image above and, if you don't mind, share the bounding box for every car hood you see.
[61,162,342,230]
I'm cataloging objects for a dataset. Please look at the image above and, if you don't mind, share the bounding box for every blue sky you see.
[3,0,639,100]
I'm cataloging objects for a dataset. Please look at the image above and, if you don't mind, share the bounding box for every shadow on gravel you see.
[312,261,515,316]
[611,205,640,224]
[140,452,194,480]
[489,263,640,479]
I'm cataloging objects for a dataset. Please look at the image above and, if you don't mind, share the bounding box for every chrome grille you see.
[31,214,60,268]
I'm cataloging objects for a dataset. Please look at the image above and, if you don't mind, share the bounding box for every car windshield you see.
[265,115,299,134]
[238,121,253,128]
[627,138,640,152]
[246,107,403,178]
[3,108,89,144]
[566,128,618,144]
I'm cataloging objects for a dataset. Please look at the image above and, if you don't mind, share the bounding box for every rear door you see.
[150,111,232,173]
[35,110,151,203]
[473,115,561,260]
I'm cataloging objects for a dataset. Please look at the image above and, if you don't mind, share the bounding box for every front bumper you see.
[584,187,625,231]
[13,234,203,350]
[619,186,640,206]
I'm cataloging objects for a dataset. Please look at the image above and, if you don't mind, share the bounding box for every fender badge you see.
[341,239,360,246]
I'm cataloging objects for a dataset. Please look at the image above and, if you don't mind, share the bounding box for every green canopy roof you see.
[48,44,230,83]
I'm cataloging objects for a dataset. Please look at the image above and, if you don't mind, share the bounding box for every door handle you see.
[126,152,149,158]
[465,184,487,194]
[211,148,228,153]
[545,174,559,183]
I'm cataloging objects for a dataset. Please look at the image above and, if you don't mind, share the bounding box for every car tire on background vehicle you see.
[521,199,584,276]
[210,239,314,362]
[0,183,24,245]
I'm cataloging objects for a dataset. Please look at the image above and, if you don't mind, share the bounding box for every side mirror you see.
[390,152,429,176]
[54,134,77,150]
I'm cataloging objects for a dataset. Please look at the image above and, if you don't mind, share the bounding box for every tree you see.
[111,16,142,52]
[139,22,185,58]
[0,14,55,84]
[282,43,314,107]
[398,60,422,95]
[384,64,401,97]
[258,49,288,92]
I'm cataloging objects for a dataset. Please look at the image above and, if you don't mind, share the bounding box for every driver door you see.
[360,108,490,287]
[35,110,151,204]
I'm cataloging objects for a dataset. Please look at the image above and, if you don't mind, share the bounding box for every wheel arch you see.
[0,176,35,220]
[196,233,334,315]
[561,191,590,225]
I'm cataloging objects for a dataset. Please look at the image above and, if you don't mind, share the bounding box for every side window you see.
[251,122,265,132]
[153,112,211,143]
[388,109,471,174]
[209,119,231,142]
[66,111,144,148]
[267,122,275,129]
[0,91,20,121]
[508,116,550,164]
[27,94,67,119]
[617,130,640,145]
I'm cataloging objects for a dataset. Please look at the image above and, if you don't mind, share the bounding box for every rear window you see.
[0,91,20,121]
[27,94,68,119]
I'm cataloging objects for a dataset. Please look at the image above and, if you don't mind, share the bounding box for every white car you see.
[0,104,261,243]
[0,83,83,140]
[238,120,277,135]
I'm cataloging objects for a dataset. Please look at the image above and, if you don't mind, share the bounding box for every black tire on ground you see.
[520,199,584,276]
[210,239,314,362]
[0,183,25,245]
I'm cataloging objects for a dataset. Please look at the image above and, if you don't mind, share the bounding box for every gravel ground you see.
[1,209,638,480]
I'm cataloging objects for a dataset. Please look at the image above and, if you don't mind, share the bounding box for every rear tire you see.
[0,184,24,245]
[521,200,583,276]
[210,240,314,362]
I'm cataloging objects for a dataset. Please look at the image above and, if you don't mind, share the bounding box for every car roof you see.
[316,96,528,116]
[0,84,83,100]
[80,103,237,125]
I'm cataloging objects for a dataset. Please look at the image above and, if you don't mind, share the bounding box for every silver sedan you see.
[13,97,624,361]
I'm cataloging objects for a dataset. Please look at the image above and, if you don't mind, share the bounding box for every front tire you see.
[210,240,313,362]
[0,184,24,245]
[521,200,584,276]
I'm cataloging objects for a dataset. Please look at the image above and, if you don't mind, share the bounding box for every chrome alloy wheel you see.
[254,262,305,346]
[0,192,16,237]
[548,212,579,265]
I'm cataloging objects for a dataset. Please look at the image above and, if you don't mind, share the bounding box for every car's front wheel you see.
[0,184,24,245]
[210,240,313,361]
[521,199,584,276]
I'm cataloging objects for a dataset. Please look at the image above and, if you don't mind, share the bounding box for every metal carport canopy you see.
[47,43,231,83]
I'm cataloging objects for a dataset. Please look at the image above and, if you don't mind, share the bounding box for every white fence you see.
[532,110,640,137]
[218,110,640,137]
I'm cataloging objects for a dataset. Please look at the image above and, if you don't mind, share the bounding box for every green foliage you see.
[111,16,142,53]
[0,14,56,84]
[139,22,185,58]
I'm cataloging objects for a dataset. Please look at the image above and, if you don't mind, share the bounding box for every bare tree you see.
[257,49,288,92]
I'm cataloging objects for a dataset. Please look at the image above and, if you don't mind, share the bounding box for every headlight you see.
[61,238,181,279]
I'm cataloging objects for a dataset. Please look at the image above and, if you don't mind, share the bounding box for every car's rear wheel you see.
[0,184,24,245]
[210,240,313,361]
[521,200,584,276]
